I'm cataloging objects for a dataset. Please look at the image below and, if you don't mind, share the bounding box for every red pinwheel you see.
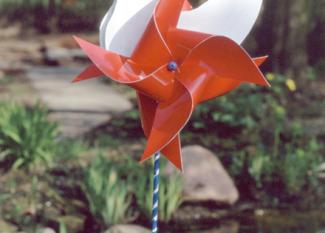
[73,0,269,170]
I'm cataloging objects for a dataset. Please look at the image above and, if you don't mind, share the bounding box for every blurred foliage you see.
[82,154,183,228]
[0,102,58,170]
[55,138,88,161]
[188,74,324,206]
[0,0,112,33]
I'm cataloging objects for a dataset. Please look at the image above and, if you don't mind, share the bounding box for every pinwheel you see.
[73,0,269,231]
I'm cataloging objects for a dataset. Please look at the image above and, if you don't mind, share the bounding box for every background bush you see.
[188,74,324,206]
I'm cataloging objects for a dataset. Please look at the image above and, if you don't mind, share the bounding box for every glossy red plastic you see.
[73,0,269,170]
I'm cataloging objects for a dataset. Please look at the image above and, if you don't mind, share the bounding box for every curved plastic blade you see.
[137,92,157,138]
[99,0,117,48]
[167,28,211,63]
[140,81,193,166]
[254,56,268,66]
[161,135,183,171]
[182,0,192,10]
[103,0,159,57]
[178,0,263,44]
[137,93,183,170]
[181,36,270,86]
[74,36,175,102]
[131,0,192,70]
[72,64,103,83]
[151,0,195,62]
[198,56,269,103]
[154,0,186,36]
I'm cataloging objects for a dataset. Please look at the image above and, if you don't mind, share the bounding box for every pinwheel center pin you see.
[167,61,178,72]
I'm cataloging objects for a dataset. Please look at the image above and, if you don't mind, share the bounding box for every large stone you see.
[167,145,239,205]
[104,225,150,233]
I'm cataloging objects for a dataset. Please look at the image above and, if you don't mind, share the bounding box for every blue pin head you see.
[167,61,178,72]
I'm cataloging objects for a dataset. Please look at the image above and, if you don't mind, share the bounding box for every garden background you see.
[0,0,324,233]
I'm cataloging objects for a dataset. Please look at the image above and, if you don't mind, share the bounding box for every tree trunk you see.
[255,0,312,86]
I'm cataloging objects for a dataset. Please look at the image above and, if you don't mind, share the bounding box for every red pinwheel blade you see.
[74,36,175,102]
[137,93,183,170]
[74,36,141,83]
[198,56,269,103]
[254,56,268,66]
[155,0,186,35]
[72,64,103,83]
[131,0,192,70]
[181,36,270,87]
[140,81,193,169]
[167,28,211,62]
[161,135,183,170]
[137,93,157,138]
[182,0,192,10]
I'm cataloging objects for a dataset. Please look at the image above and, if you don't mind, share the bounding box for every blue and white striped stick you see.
[152,152,160,233]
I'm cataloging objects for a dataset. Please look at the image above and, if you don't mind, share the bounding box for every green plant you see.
[281,139,322,195]
[134,159,183,222]
[0,102,58,170]
[188,73,324,206]
[82,154,183,226]
[82,155,133,227]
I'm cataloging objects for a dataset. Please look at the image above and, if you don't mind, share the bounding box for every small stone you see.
[255,209,265,216]
[318,163,325,180]
[36,228,56,233]
[104,225,150,233]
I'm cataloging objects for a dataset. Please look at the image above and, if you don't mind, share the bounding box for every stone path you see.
[26,66,132,137]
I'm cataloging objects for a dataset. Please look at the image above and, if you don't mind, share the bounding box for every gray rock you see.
[104,225,150,233]
[166,145,239,205]
[318,163,325,180]
[36,228,56,233]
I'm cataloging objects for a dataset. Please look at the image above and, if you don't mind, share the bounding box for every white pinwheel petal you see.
[99,1,117,48]
[102,0,158,57]
[177,0,263,44]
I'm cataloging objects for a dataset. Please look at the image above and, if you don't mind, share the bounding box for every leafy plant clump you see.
[82,155,183,228]
[82,155,132,227]
[0,102,58,170]
[189,73,324,207]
